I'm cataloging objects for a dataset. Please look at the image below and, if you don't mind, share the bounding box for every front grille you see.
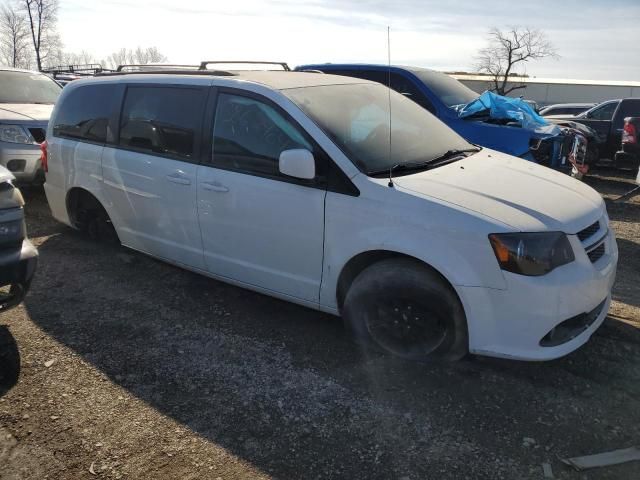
[587,243,605,263]
[28,128,46,144]
[578,221,600,242]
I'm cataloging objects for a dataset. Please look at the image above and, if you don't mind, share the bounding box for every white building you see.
[448,73,640,107]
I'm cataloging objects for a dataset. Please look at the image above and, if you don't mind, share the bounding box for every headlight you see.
[0,125,33,144]
[0,219,25,247]
[489,232,574,276]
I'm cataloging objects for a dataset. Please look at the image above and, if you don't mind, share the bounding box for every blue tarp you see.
[459,91,561,136]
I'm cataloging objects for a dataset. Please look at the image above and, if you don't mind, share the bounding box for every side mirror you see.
[278,149,315,180]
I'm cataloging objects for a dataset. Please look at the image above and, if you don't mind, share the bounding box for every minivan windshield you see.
[285,83,474,174]
[411,69,479,109]
[0,70,61,104]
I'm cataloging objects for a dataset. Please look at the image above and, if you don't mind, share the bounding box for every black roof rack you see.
[42,64,110,76]
[94,60,292,78]
[116,64,200,72]
[199,61,290,71]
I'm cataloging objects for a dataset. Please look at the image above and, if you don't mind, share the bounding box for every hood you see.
[0,103,54,122]
[393,149,604,233]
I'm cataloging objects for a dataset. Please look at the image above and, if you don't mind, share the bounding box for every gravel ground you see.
[1,170,639,480]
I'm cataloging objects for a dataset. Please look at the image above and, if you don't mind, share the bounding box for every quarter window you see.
[212,93,313,177]
[119,86,205,159]
[53,84,117,143]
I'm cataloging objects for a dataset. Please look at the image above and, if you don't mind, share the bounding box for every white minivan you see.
[43,70,618,362]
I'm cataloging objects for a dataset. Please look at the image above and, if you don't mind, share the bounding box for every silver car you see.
[0,68,61,183]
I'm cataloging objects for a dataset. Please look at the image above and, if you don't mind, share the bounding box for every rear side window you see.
[212,92,313,178]
[321,69,435,114]
[588,102,617,121]
[53,84,117,143]
[119,86,205,160]
[618,100,640,120]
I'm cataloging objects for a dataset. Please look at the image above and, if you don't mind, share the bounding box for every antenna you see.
[387,26,394,188]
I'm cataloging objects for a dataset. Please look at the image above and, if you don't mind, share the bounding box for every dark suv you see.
[0,165,37,312]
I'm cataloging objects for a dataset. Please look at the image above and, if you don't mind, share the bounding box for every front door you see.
[197,91,326,303]
[101,85,207,269]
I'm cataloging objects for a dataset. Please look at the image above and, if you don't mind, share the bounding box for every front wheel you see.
[342,259,468,362]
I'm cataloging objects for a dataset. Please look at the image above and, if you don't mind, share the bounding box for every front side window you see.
[285,83,472,174]
[212,93,313,177]
[119,86,205,159]
[0,70,61,104]
[585,102,617,121]
[53,84,118,143]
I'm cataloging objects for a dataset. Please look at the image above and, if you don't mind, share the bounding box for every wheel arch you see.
[335,249,460,312]
[65,187,108,229]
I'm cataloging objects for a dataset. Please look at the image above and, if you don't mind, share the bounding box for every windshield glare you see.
[285,83,473,174]
[412,70,479,108]
[0,70,61,104]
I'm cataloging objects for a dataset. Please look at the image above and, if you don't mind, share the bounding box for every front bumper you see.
[459,229,618,361]
[0,142,43,184]
[0,239,38,312]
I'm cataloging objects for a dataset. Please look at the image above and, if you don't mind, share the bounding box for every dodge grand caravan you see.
[43,70,618,361]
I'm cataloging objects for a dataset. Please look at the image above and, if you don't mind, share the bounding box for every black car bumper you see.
[615,144,640,170]
[0,239,38,312]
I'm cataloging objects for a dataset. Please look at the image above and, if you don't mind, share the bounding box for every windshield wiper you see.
[426,147,481,165]
[374,147,481,187]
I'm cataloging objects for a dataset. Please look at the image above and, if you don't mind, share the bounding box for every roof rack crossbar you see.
[199,61,290,71]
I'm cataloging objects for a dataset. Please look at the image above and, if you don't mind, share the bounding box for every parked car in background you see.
[614,116,640,170]
[0,68,61,183]
[44,68,617,362]
[540,103,596,117]
[551,98,640,163]
[297,64,588,171]
[0,165,38,313]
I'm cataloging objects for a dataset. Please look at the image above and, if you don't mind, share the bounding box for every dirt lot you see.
[1,171,639,480]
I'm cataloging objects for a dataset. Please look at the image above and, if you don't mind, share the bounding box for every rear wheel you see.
[342,258,468,362]
[69,191,119,244]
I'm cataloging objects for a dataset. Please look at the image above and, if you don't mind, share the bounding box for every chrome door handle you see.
[201,182,229,193]
[166,173,191,185]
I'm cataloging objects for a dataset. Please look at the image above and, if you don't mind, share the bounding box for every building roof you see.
[448,72,640,88]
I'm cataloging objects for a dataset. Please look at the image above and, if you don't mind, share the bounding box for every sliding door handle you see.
[201,182,229,193]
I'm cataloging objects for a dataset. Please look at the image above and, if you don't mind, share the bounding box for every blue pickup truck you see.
[296,64,586,171]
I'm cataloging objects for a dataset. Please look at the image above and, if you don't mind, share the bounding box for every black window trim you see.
[206,86,358,196]
[52,83,120,147]
[114,83,210,165]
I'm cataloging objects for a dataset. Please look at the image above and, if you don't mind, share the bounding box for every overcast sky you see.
[58,0,640,81]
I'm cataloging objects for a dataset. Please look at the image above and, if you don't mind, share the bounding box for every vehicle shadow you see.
[0,326,20,398]
[22,230,640,479]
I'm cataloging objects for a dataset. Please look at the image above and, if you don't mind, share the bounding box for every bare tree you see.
[475,26,558,95]
[0,3,31,68]
[20,0,59,71]
[103,46,167,69]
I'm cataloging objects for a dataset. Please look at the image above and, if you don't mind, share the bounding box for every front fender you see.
[320,191,507,310]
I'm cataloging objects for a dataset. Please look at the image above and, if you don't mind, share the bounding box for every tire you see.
[342,258,468,362]
[79,207,119,244]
